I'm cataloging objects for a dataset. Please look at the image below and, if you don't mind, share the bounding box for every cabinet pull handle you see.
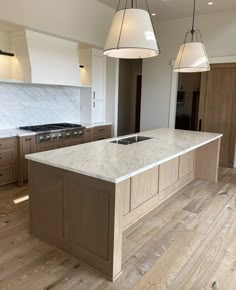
[25,138,32,141]
[93,91,95,99]
[93,102,95,108]
[199,119,202,131]
[98,129,105,132]
[0,174,2,176]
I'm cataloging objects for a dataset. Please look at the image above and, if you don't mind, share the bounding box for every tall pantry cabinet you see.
[79,48,106,123]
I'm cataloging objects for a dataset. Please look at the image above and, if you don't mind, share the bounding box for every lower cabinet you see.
[17,136,35,185]
[159,157,179,192]
[179,151,195,178]
[130,167,159,210]
[92,125,111,141]
[84,128,93,143]
[122,152,196,229]
[0,137,17,186]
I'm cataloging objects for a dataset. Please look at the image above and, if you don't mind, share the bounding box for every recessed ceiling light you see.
[151,13,156,16]
[208,2,214,5]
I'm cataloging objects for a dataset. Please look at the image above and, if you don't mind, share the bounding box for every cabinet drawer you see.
[36,143,60,152]
[64,138,83,147]
[93,126,111,137]
[0,137,16,150]
[93,134,111,142]
[0,150,16,166]
[0,167,17,185]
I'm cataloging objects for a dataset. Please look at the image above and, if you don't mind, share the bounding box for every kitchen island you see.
[26,128,222,281]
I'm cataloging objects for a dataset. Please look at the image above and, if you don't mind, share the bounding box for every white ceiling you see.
[97,0,236,21]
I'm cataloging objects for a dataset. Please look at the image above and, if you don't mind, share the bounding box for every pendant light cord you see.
[191,0,196,41]
[116,0,121,11]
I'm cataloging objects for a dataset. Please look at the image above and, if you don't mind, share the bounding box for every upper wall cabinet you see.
[79,48,106,100]
[0,29,81,86]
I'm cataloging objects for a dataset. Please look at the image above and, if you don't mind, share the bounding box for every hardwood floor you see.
[0,167,235,290]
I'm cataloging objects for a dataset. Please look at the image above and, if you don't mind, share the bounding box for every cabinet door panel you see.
[93,126,111,136]
[85,128,93,143]
[92,101,105,123]
[0,150,16,166]
[92,55,105,101]
[0,137,16,150]
[159,158,179,192]
[179,151,195,179]
[67,175,110,260]
[202,66,236,167]
[131,166,159,210]
[0,167,16,185]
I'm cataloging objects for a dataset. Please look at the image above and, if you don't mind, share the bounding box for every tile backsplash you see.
[0,82,80,129]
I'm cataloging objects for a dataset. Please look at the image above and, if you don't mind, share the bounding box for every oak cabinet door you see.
[131,166,159,210]
[159,158,179,192]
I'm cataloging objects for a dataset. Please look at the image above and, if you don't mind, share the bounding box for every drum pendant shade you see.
[104,8,159,59]
[173,0,210,73]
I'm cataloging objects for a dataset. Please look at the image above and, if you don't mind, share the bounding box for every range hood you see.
[10,30,81,86]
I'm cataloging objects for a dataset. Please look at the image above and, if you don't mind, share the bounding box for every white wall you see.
[141,9,236,131]
[0,0,114,48]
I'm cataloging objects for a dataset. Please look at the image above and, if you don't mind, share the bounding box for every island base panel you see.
[195,139,221,183]
[123,169,194,229]
[28,139,221,281]
[28,161,123,281]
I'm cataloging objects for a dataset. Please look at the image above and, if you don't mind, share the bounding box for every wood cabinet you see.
[131,167,159,210]
[93,125,111,141]
[179,151,195,179]
[199,63,236,167]
[84,128,93,143]
[35,141,60,153]
[159,157,179,192]
[17,135,35,185]
[28,137,221,281]
[35,136,84,152]
[0,137,17,185]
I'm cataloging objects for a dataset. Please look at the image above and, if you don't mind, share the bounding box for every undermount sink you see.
[110,135,152,145]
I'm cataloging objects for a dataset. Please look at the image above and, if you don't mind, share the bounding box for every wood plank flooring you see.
[0,167,235,290]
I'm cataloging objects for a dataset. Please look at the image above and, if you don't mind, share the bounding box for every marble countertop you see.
[0,128,36,138]
[0,123,112,138]
[26,128,222,183]
[81,122,112,128]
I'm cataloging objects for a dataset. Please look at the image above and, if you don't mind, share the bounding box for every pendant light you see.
[103,0,160,59]
[174,0,210,73]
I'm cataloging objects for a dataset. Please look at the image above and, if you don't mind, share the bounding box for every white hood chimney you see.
[25,30,81,86]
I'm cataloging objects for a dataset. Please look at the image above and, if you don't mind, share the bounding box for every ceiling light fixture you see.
[173,0,210,73]
[103,0,160,59]
[208,2,214,5]
[152,13,156,16]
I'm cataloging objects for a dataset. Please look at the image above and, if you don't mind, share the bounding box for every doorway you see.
[175,73,201,131]
[171,62,236,168]
[117,59,142,136]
